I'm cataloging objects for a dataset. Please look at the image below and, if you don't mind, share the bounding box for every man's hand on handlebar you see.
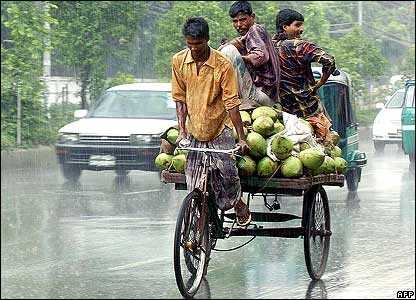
[175,131,190,147]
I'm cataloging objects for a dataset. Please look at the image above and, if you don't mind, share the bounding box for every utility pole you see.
[42,1,51,110]
[16,81,21,146]
[358,1,363,27]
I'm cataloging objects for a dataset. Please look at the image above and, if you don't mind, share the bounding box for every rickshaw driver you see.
[272,9,336,143]
[171,17,252,226]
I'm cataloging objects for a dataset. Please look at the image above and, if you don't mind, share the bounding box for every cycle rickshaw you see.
[161,143,344,298]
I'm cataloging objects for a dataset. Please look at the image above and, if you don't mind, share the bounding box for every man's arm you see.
[175,102,188,144]
[302,42,336,93]
[229,107,249,154]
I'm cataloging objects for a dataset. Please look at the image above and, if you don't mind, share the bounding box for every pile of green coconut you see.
[155,106,347,178]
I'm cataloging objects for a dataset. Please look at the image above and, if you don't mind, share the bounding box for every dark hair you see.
[229,1,252,18]
[276,9,304,33]
[182,17,209,40]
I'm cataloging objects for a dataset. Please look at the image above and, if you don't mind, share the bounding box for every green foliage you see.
[355,108,379,127]
[50,1,148,108]
[106,72,137,88]
[303,2,331,50]
[47,102,80,143]
[331,26,388,95]
[399,45,415,79]
[154,1,235,79]
[250,1,279,34]
[1,1,57,149]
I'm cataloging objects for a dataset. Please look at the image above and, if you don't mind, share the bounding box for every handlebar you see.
[177,145,241,155]
[332,69,340,76]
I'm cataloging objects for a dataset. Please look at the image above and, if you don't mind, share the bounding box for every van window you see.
[405,85,415,108]
[386,90,405,108]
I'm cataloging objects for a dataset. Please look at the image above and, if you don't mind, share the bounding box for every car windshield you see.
[88,90,176,119]
[386,90,405,108]
[405,85,415,107]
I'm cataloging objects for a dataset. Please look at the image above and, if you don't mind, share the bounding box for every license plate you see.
[89,155,116,167]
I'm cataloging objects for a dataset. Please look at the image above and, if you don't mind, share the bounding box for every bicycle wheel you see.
[303,186,331,280]
[174,190,209,298]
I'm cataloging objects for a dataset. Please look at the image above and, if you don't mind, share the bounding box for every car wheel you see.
[374,141,385,153]
[346,168,359,192]
[61,164,81,182]
[116,169,130,176]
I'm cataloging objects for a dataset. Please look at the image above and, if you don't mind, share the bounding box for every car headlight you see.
[58,133,79,143]
[130,134,160,145]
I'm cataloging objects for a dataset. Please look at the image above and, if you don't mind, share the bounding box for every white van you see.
[55,82,177,182]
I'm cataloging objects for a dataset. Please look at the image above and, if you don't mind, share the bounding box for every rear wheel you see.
[61,164,81,182]
[374,141,385,153]
[174,190,209,298]
[304,186,331,280]
[346,168,359,191]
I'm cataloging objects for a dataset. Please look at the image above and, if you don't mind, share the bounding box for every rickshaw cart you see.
[162,169,344,284]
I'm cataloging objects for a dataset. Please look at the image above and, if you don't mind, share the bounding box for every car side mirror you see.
[375,102,385,110]
[74,109,88,118]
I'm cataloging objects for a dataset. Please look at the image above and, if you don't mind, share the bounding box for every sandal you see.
[234,199,252,227]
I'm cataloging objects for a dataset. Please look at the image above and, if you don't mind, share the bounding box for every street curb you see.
[1,146,57,170]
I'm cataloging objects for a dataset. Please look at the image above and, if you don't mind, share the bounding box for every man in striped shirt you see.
[272,9,336,142]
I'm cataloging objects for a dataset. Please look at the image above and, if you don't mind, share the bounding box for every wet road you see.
[1,128,415,299]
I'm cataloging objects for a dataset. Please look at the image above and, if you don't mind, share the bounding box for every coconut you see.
[173,148,188,156]
[252,116,275,137]
[272,121,285,135]
[257,157,279,177]
[299,148,325,170]
[251,106,278,121]
[314,156,336,175]
[281,156,303,178]
[330,146,342,158]
[299,142,311,151]
[271,136,294,160]
[240,111,252,125]
[246,131,267,158]
[166,128,179,145]
[172,154,186,173]
[155,153,173,170]
[334,157,348,174]
[237,155,257,176]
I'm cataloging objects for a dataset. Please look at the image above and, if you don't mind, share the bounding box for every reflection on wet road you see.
[1,130,415,299]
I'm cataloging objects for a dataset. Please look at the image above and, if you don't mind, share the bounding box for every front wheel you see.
[304,186,331,280]
[174,190,209,298]
[374,141,385,153]
[346,168,360,192]
[61,164,81,182]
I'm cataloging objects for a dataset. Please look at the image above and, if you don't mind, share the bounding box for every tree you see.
[331,26,388,101]
[50,1,148,108]
[1,1,58,148]
[154,1,235,79]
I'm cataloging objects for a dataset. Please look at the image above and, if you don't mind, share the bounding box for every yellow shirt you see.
[171,47,241,141]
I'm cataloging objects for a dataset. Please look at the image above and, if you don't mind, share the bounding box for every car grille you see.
[79,135,130,145]
[69,147,157,162]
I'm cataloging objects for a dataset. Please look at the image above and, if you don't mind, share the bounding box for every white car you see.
[372,88,405,152]
[55,82,177,182]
